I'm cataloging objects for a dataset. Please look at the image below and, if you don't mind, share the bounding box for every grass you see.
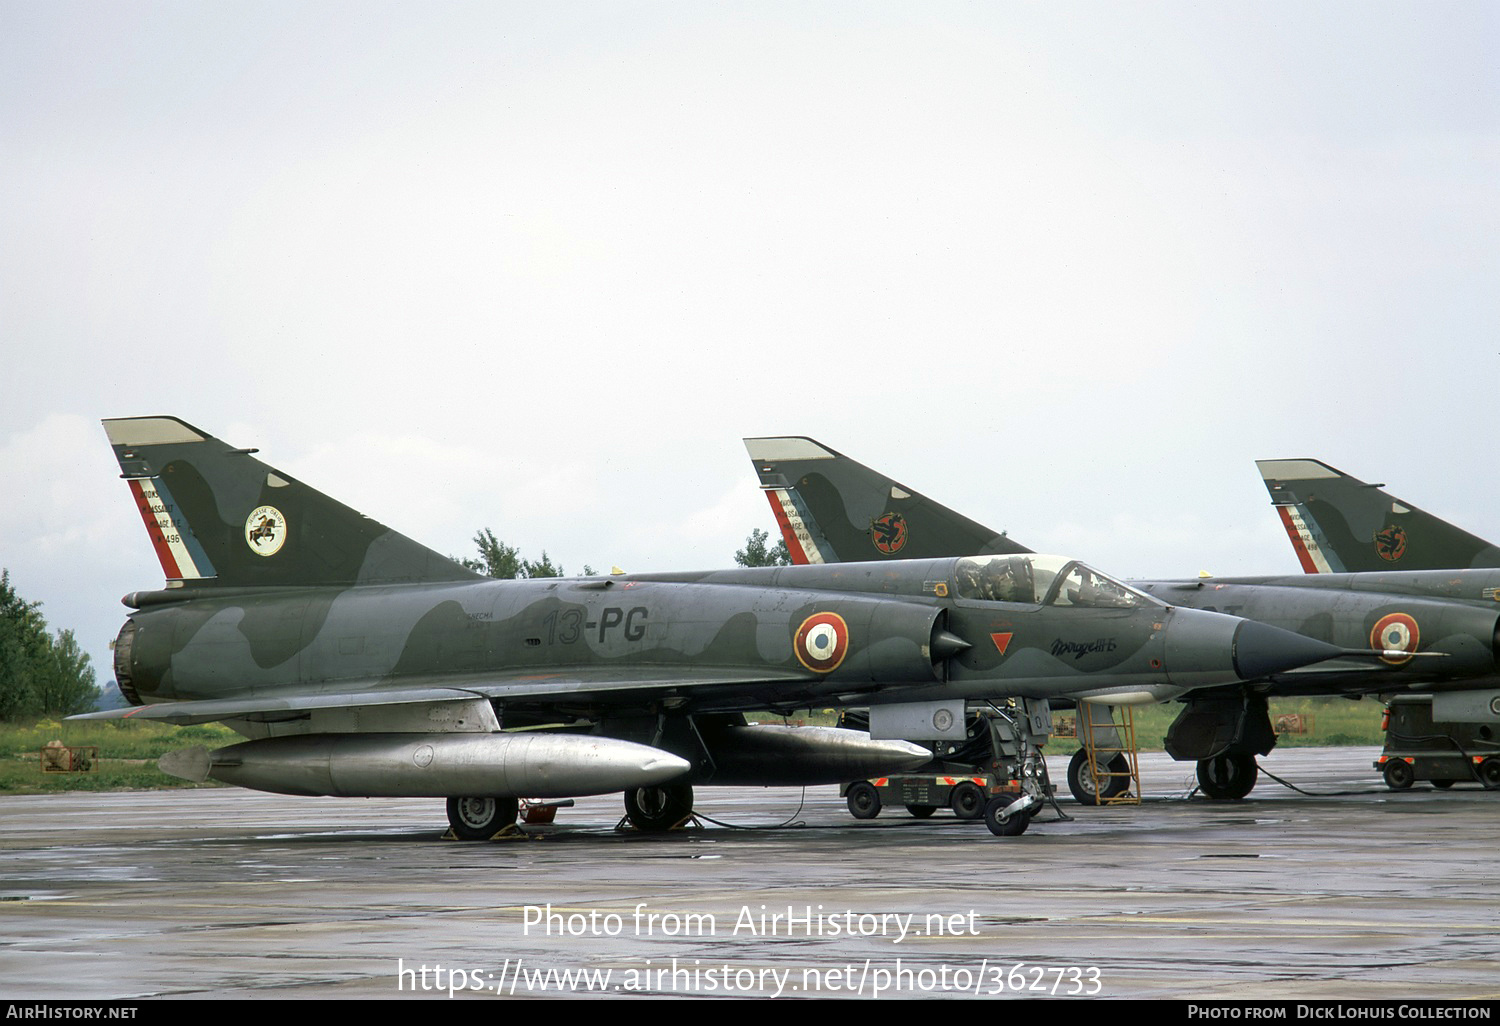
[0,718,240,794]
[0,696,1386,794]
[1045,696,1385,755]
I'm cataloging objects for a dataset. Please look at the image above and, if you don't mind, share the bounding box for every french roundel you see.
[794,612,850,673]
[1370,612,1419,665]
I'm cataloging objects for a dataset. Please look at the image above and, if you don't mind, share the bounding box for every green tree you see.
[458,529,586,579]
[0,570,47,720]
[520,552,564,579]
[735,528,792,568]
[0,570,99,719]
[460,528,524,578]
[37,629,98,717]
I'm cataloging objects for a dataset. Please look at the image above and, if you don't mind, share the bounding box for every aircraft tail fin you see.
[1256,458,1500,573]
[104,416,478,591]
[743,436,1031,564]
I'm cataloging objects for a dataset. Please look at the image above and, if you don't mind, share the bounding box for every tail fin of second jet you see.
[1256,458,1500,573]
[743,436,1031,564]
[104,416,479,591]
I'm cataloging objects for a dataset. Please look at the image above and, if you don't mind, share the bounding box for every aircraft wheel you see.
[1431,778,1456,789]
[1382,759,1414,790]
[623,783,694,831]
[949,782,985,821]
[447,796,520,840]
[1067,750,1129,806]
[983,796,1030,837]
[1196,753,1258,800]
[906,804,937,819]
[1478,758,1500,791]
[846,781,881,820]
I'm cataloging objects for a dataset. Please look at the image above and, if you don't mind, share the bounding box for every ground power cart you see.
[840,704,1056,836]
[1375,694,1500,790]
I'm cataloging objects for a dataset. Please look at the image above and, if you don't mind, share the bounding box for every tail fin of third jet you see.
[743,436,1031,564]
[104,416,478,591]
[1256,458,1500,573]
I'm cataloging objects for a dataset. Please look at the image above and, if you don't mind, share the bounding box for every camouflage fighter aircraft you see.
[70,417,1343,839]
[744,437,1500,801]
[1257,459,1500,573]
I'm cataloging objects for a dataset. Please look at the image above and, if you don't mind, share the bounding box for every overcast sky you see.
[3,2,1496,686]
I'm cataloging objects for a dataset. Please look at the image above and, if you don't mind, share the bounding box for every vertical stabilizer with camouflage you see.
[1257,458,1500,573]
[103,416,478,591]
[744,436,1031,564]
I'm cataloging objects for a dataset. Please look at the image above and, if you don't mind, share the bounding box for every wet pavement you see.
[1,746,1496,1000]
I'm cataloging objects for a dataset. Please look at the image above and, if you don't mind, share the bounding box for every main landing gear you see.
[1196,752,1258,800]
[1067,701,1140,805]
[1166,694,1274,800]
[446,796,520,840]
[622,782,695,832]
[1067,749,1132,806]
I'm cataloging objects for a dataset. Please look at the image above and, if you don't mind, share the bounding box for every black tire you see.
[984,796,1030,837]
[1431,778,1456,789]
[446,796,520,840]
[1478,758,1500,791]
[1067,749,1130,806]
[949,782,985,821]
[1196,753,1258,800]
[906,804,938,819]
[1382,759,1414,790]
[623,782,694,831]
[846,781,881,820]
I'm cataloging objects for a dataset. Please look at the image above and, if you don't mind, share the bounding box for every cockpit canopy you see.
[952,555,1154,608]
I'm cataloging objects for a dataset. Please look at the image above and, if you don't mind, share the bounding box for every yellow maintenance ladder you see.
[1076,701,1141,805]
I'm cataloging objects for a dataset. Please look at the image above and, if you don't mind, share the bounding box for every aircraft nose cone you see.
[1231,620,1343,680]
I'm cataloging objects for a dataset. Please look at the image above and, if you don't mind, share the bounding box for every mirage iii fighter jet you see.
[744,437,1500,802]
[72,417,1340,840]
[1257,458,1500,574]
